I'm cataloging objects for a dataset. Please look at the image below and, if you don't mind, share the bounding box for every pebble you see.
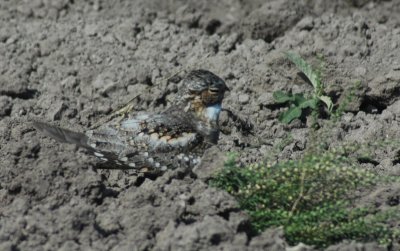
[84,24,98,36]
[354,66,367,77]
[238,94,250,104]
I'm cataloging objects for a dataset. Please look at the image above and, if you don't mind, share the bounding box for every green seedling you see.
[274,52,333,124]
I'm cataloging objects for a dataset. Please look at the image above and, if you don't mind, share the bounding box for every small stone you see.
[5,35,18,44]
[0,96,12,117]
[96,214,120,234]
[84,24,98,36]
[59,241,80,251]
[249,227,286,250]
[220,33,239,52]
[101,34,115,44]
[93,72,117,95]
[257,92,274,106]
[354,66,367,77]
[387,99,400,115]
[47,101,68,121]
[238,94,250,104]
[297,16,314,31]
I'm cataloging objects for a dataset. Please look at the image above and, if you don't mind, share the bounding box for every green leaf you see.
[319,95,333,112]
[273,91,295,103]
[285,52,322,91]
[293,93,307,106]
[292,93,317,109]
[279,106,302,124]
[299,99,318,110]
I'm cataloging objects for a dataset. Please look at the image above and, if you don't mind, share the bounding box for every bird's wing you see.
[33,109,204,174]
[33,121,126,164]
[33,120,201,174]
[85,111,203,173]
[116,110,202,152]
[33,121,91,148]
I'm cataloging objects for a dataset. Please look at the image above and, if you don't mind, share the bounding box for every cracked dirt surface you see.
[1,0,400,250]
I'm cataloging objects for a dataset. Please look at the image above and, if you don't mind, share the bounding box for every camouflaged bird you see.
[33,69,229,174]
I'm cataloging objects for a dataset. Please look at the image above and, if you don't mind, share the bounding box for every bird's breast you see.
[205,103,222,122]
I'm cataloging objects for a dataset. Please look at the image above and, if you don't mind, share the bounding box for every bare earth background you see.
[1,0,400,250]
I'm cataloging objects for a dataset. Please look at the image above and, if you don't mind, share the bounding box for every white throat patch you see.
[205,103,222,122]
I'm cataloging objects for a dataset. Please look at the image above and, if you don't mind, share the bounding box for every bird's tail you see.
[33,121,91,149]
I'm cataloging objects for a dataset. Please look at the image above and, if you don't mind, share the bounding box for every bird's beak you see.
[224,85,230,93]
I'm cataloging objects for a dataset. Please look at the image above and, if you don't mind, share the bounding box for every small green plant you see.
[212,52,400,248]
[211,145,400,248]
[274,52,333,124]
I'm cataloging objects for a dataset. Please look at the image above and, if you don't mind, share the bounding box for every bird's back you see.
[35,107,207,174]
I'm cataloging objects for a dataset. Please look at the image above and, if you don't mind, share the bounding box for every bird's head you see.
[180,69,229,125]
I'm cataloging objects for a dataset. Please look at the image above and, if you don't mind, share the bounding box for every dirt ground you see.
[1,0,400,250]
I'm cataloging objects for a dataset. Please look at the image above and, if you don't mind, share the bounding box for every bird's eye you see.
[209,88,219,94]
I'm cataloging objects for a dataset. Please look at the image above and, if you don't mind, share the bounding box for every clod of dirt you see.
[240,0,307,42]
[0,96,12,117]
[192,146,228,181]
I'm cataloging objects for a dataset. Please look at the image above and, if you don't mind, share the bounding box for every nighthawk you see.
[34,69,229,174]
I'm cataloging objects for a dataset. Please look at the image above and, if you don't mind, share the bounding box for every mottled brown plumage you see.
[34,69,228,174]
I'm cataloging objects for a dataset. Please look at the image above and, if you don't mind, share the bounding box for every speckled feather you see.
[33,70,228,174]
